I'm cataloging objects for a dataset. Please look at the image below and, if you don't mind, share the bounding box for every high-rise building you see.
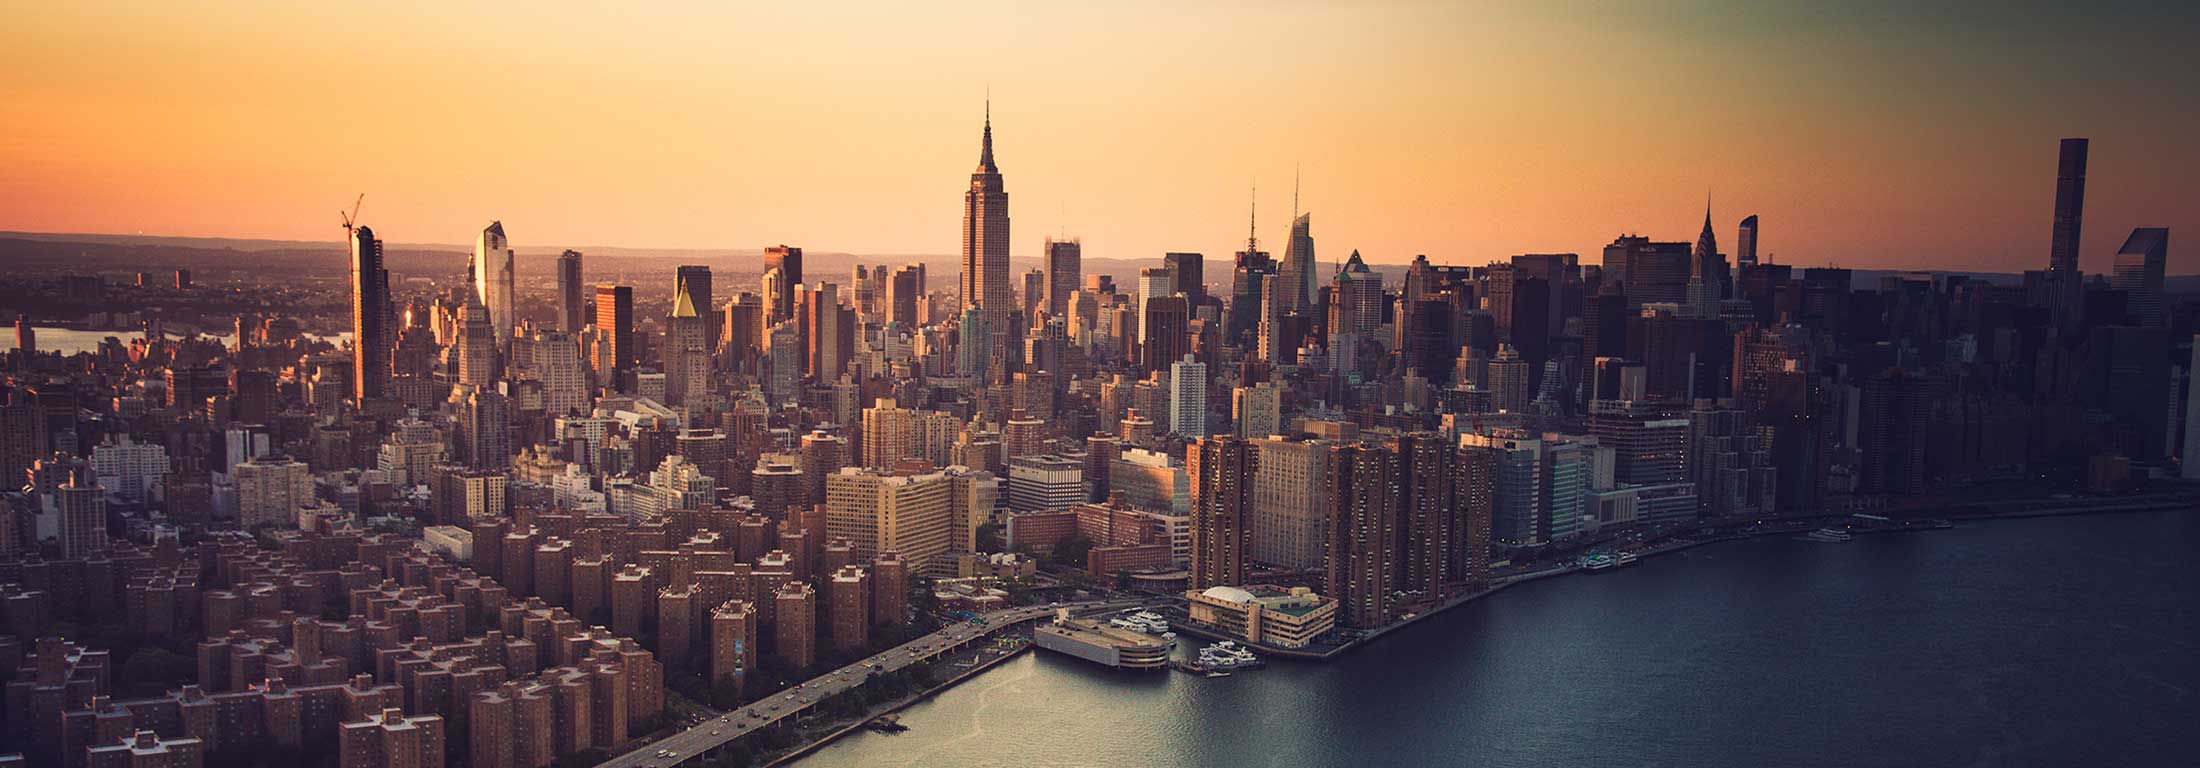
[1169,355,1208,438]
[1189,436,1255,589]
[1330,251,1383,339]
[1007,455,1084,513]
[774,581,815,669]
[1278,211,1317,314]
[676,264,717,351]
[594,284,634,391]
[2186,334,2200,481]
[665,284,711,408]
[962,107,1012,316]
[1245,438,1327,571]
[711,599,757,693]
[1142,296,1190,373]
[1603,235,1692,308]
[234,456,313,529]
[825,466,956,572]
[456,292,499,389]
[339,707,446,768]
[1488,344,1530,413]
[1045,238,1081,318]
[2047,137,2088,330]
[1324,443,1397,628]
[2111,228,2169,327]
[458,385,512,471]
[1735,214,1759,270]
[829,565,871,651]
[1233,383,1282,439]
[351,225,393,401]
[765,245,804,322]
[1686,208,1727,312]
[557,249,585,333]
[887,263,926,327]
[1165,252,1205,307]
[474,221,517,341]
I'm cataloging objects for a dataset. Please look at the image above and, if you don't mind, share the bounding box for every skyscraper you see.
[2110,228,2168,327]
[594,284,634,392]
[473,221,517,341]
[2047,137,2088,329]
[557,249,585,333]
[1278,211,1317,314]
[1164,252,1205,307]
[665,284,711,408]
[1686,207,1726,312]
[1736,214,1759,270]
[1169,355,1208,438]
[1189,435,1255,589]
[961,106,1011,316]
[350,225,392,402]
[676,264,717,351]
[1044,238,1081,318]
[765,245,803,322]
[456,291,498,389]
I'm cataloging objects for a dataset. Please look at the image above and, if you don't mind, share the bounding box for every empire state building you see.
[962,106,1011,316]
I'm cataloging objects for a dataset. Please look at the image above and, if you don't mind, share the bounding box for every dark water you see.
[799,511,2200,768]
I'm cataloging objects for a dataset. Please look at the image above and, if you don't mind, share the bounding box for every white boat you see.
[1197,641,1262,670]
[1802,527,1853,542]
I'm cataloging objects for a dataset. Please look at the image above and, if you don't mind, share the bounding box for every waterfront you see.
[798,510,2200,768]
[4,326,347,356]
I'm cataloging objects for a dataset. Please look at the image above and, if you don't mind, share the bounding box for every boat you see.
[865,714,909,734]
[1204,670,1232,679]
[1802,527,1853,542]
[1579,553,1619,571]
[1196,641,1262,670]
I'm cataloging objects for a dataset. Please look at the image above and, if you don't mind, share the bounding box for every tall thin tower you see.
[556,249,585,333]
[962,103,1012,317]
[2048,138,2088,330]
[350,225,392,401]
[473,221,516,341]
[1278,170,1317,313]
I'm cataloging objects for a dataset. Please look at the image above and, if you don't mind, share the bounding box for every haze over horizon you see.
[4,2,2195,273]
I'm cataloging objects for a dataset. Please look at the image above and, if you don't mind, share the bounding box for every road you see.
[603,599,1147,768]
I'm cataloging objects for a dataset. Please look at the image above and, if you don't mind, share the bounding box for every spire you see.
[976,99,996,173]
[1246,182,1259,252]
[1292,164,1301,219]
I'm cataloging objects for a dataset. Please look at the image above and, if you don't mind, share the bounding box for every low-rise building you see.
[1184,584,1337,649]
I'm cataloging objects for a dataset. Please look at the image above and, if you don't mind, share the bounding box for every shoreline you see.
[1176,491,2200,663]
[761,642,1034,767]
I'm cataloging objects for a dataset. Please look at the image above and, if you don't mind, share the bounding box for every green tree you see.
[975,522,1005,553]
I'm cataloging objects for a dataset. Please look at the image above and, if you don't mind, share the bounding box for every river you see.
[798,510,2200,767]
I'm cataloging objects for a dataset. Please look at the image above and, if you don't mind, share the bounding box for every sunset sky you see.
[3,2,2195,273]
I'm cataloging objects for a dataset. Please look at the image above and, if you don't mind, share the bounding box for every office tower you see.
[174,269,191,289]
[1169,355,1208,438]
[851,264,880,320]
[1137,266,1175,349]
[55,468,108,557]
[557,249,585,333]
[526,329,589,416]
[1330,251,1383,337]
[2047,138,2088,329]
[1021,269,1045,318]
[1686,207,1727,312]
[888,263,926,327]
[764,320,801,404]
[1007,454,1082,513]
[459,385,512,471]
[1189,436,1255,589]
[1045,238,1081,318]
[1736,214,1759,270]
[1233,383,1282,439]
[456,292,499,389]
[961,107,1012,315]
[2186,335,2200,481]
[2111,228,2169,327]
[1603,235,1691,308]
[1859,370,1942,495]
[801,283,854,382]
[1279,209,1317,313]
[676,264,717,352]
[14,313,32,358]
[774,581,816,669]
[665,286,710,408]
[1488,344,1530,413]
[593,284,634,391]
[1165,252,1205,306]
[765,244,804,322]
[474,221,517,341]
[1324,443,1398,628]
[350,225,393,401]
[1142,297,1189,373]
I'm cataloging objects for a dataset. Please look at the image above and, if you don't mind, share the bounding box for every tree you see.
[117,647,196,698]
[975,522,1005,553]
[1053,535,1094,567]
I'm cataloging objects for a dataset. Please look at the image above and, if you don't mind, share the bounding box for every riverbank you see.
[1168,490,2200,663]
[762,642,1034,767]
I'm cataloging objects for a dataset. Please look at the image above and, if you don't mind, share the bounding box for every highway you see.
[603,599,1147,768]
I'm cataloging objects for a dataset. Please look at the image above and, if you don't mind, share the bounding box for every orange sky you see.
[3,2,2195,273]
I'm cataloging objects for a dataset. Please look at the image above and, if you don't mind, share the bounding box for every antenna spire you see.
[1247,182,1259,252]
[1292,164,1301,219]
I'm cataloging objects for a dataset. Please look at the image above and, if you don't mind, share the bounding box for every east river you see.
[799,510,2199,767]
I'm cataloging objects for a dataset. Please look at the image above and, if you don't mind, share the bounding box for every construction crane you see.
[339,193,365,236]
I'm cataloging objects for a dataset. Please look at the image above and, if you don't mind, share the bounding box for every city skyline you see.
[4,4,2196,273]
